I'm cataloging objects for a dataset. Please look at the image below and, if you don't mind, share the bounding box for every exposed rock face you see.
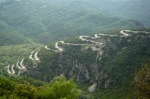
[67,62,91,82]
[88,83,97,93]
[134,76,139,83]
[104,79,111,89]
[85,70,90,80]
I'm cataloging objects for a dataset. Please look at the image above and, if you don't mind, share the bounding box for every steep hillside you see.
[0,43,42,69]
[0,20,30,45]
[0,0,143,44]
[1,29,149,98]
[0,0,149,98]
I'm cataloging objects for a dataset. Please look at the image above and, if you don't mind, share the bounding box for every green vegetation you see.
[0,0,149,98]
[0,29,150,99]
[0,44,42,69]
[0,20,29,46]
[131,63,150,99]
[0,0,143,44]
[0,75,80,99]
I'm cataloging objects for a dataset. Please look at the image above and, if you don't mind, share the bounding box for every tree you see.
[14,84,37,99]
[0,76,16,98]
[37,76,81,99]
[132,64,150,99]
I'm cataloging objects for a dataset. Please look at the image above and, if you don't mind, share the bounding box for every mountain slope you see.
[37,30,150,99]
[1,29,150,98]
[0,0,143,44]
[0,20,30,46]
[86,0,150,27]
[110,0,150,27]
[1,29,149,98]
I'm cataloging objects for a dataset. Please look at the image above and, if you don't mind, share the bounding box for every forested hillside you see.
[0,0,143,44]
[0,0,150,98]
[1,29,150,98]
[0,20,30,45]
[0,43,42,67]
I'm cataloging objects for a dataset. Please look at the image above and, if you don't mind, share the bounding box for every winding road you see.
[29,50,41,68]
[55,42,63,52]
[11,64,15,74]
[4,65,11,74]
[4,64,15,75]
[4,30,149,76]
[120,30,129,36]
[16,59,26,76]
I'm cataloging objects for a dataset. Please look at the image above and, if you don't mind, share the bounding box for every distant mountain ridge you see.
[0,0,144,44]
[85,0,150,27]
